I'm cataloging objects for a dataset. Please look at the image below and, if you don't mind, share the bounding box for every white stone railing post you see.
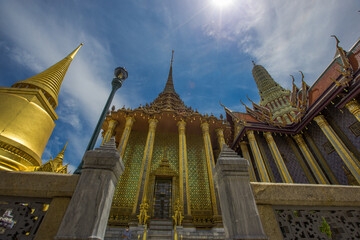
[214,144,268,240]
[55,138,124,240]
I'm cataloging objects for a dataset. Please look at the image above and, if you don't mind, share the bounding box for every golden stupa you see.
[0,44,82,171]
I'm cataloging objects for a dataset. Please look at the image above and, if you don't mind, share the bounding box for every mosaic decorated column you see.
[200,122,218,216]
[215,128,226,151]
[264,132,293,183]
[345,100,360,122]
[117,116,135,158]
[101,119,118,145]
[247,130,270,182]
[314,115,360,184]
[177,120,191,215]
[234,120,241,142]
[239,141,257,182]
[132,118,158,215]
[293,134,329,184]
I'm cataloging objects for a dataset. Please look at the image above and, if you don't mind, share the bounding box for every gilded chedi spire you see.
[12,43,83,109]
[0,44,81,171]
[52,140,68,168]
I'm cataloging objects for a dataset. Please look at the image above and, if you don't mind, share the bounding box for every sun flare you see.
[211,0,233,8]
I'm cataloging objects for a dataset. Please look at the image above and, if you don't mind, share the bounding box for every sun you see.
[211,0,233,8]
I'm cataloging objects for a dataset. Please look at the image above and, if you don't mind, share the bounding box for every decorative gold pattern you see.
[187,134,212,211]
[0,141,38,170]
[330,35,353,87]
[137,201,150,225]
[172,198,184,226]
[345,100,360,122]
[150,133,179,173]
[111,131,147,223]
[289,71,309,123]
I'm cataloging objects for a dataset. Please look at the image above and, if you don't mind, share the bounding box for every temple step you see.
[148,219,173,240]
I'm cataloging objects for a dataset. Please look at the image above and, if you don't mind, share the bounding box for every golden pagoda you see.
[0,44,82,171]
[101,51,231,227]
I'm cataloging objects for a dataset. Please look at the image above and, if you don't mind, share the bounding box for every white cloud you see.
[203,0,360,89]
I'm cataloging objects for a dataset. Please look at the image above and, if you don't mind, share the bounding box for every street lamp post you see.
[74,67,128,174]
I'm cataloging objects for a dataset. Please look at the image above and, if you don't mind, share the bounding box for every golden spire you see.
[52,141,68,168]
[12,43,83,109]
[163,50,176,93]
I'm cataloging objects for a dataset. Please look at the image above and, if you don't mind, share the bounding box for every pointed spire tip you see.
[68,43,83,59]
[163,50,176,93]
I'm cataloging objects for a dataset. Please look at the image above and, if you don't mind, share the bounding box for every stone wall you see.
[252,182,360,239]
[0,171,79,240]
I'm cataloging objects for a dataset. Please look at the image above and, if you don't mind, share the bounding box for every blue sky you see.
[0,0,359,172]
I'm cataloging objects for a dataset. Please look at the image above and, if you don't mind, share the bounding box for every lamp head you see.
[114,67,128,80]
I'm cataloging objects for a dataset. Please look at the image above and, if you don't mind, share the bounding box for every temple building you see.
[101,51,229,229]
[224,36,360,186]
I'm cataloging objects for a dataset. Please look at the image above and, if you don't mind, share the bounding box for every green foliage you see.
[319,216,332,239]
[293,210,299,217]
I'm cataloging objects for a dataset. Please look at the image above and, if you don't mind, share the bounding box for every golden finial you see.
[62,140,69,152]
[246,95,254,104]
[53,140,69,166]
[12,44,83,109]
[219,100,226,108]
[68,43,83,59]
[290,75,295,84]
[252,60,256,66]
[299,71,304,81]
[240,99,246,106]
[331,35,340,48]
[171,50,174,65]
